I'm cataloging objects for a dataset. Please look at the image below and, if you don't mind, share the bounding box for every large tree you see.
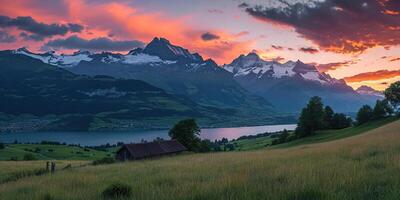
[169,118,201,151]
[384,81,400,113]
[356,105,373,125]
[295,96,324,138]
[322,106,334,129]
[373,100,387,119]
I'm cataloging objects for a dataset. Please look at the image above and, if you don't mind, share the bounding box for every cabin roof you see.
[118,140,186,159]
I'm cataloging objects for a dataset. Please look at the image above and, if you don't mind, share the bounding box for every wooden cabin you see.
[116,140,187,161]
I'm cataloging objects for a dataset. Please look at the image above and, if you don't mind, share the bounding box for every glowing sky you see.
[0,0,399,91]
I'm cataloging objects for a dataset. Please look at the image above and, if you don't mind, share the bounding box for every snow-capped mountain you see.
[11,38,274,115]
[223,52,379,112]
[13,38,216,72]
[356,86,384,98]
[10,38,380,114]
[223,52,342,85]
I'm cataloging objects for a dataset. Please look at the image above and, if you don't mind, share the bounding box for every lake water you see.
[0,124,296,146]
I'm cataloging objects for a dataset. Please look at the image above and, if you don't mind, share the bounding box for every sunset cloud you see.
[240,0,400,54]
[315,60,359,73]
[0,30,16,43]
[299,47,319,54]
[0,15,83,41]
[344,70,400,83]
[271,45,284,51]
[43,35,144,51]
[201,32,220,41]
[389,57,400,62]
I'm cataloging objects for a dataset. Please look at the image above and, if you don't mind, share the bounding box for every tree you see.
[373,100,387,119]
[295,96,324,138]
[331,113,352,129]
[169,118,201,151]
[382,99,394,115]
[199,139,213,152]
[384,81,400,113]
[0,143,5,149]
[278,129,289,143]
[356,105,373,125]
[322,106,334,129]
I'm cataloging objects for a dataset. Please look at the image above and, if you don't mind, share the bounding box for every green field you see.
[0,144,111,161]
[0,118,399,199]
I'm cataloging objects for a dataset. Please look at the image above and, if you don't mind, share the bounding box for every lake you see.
[0,124,296,146]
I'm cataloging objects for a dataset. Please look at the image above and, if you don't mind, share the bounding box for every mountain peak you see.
[356,85,384,97]
[293,61,318,74]
[143,37,203,62]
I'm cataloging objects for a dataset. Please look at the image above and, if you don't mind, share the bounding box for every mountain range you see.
[223,52,381,112]
[0,37,382,131]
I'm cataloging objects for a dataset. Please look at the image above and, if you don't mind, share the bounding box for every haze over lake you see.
[0,124,296,146]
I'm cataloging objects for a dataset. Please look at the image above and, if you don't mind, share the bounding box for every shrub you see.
[102,183,132,199]
[93,157,116,165]
[23,153,37,161]
[9,156,18,161]
[41,193,55,200]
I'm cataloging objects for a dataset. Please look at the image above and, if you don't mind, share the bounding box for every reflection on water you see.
[0,124,296,146]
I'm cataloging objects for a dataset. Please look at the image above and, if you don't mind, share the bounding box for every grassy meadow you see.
[0,119,399,199]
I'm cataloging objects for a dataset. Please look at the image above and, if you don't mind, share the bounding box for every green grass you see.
[232,136,275,151]
[275,117,398,148]
[0,119,399,199]
[228,117,397,151]
[0,144,111,161]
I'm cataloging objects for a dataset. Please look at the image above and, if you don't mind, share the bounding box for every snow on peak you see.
[13,48,93,67]
[224,53,341,84]
[356,86,384,97]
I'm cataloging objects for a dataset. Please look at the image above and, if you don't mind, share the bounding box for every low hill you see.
[0,119,399,199]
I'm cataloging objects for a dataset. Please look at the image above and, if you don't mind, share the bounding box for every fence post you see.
[51,162,56,174]
[46,161,50,172]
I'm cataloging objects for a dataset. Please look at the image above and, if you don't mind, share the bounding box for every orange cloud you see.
[0,0,254,64]
[13,0,250,64]
[344,70,400,83]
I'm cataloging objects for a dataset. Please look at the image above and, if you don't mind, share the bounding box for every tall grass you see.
[0,120,399,200]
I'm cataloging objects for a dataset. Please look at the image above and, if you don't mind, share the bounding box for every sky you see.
[0,0,399,91]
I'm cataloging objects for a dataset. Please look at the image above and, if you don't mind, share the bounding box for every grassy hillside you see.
[229,117,397,151]
[0,119,399,199]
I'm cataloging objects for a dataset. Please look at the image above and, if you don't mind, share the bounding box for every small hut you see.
[116,140,186,161]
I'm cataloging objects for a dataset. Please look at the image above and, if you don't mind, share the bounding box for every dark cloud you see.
[208,9,224,14]
[0,30,16,43]
[315,60,358,72]
[201,32,220,41]
[240,0,400,54]
[389,57,400,62]
[43,35,144,51]
[344,70,400,83]
[0,15,83,41]
[299,47,319,54]
[271,45,284,50]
